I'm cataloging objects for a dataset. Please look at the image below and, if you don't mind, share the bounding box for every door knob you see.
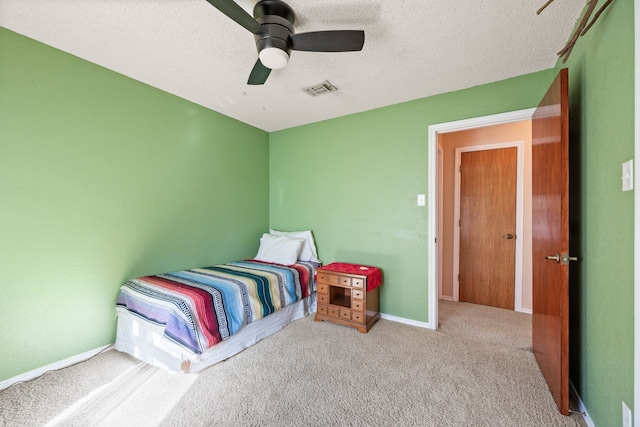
[502,234,515,239]
[561,254,578,264]
[545,252,561,263]
[545,252,577,264]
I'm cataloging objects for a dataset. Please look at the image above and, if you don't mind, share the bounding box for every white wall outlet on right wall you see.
[622,401,632,427]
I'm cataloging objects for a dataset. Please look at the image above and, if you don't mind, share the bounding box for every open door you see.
[532,68,571,415]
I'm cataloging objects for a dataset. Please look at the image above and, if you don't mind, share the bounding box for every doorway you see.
[440,124,530,313]
[426,109,536,330]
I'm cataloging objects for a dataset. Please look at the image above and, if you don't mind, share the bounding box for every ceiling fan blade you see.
[204,0,267,36]
[247,59,271,85]
[291,30,365,52]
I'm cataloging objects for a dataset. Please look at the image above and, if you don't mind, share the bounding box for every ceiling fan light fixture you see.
[259,47,289,70]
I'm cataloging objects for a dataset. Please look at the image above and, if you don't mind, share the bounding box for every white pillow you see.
[269,229,320,263]
[255,233,305,265]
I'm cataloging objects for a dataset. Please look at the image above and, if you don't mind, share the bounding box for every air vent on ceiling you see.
[303,81,338,97]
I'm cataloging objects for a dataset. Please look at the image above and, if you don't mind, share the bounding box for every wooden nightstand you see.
[314,263,382,333]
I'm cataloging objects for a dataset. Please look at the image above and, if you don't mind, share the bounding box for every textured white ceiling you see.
[0,0,584,132]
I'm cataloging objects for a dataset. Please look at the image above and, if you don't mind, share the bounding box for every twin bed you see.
[114,230,320,373]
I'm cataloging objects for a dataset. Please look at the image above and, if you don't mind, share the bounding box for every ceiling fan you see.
[205,0,365,85]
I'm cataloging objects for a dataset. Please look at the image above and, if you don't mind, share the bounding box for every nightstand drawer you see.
[318,294,329,305]
[328,305,340,318]
[318,283,328,294]
[317,273,340,285]
[339,308,351,320]
[352,278,364,289]
[352,289,364,300]
[339,276,351,287]
[351,300,365,312]
[317,304,328,315]
[351,311,365,323]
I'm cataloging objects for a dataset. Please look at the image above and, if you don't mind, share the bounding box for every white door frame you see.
[427,108,535,330]
[437,145,444,301]
[634,0,639,423]
[451,141,526,312]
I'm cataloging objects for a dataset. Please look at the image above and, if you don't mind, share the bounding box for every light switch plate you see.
[417,194,426,206]
[622,159,634,191]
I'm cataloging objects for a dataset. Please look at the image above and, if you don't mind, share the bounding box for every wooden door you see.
[532,68,570,415]
[459,147,517,310]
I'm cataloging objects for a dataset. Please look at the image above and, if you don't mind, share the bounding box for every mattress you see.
[114,260,317,372]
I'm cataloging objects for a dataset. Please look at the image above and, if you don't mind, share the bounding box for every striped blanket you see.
[116,260,316,355]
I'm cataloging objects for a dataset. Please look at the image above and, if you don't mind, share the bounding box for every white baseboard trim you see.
[0,344,113,391]
[440,296,454,301]
[380,312,431,329]
[570,381,595,427]
[518,308,532,315]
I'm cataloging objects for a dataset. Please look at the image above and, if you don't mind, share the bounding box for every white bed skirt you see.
[115,293,316,373]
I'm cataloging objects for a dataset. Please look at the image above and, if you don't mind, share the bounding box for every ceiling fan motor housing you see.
[253,0,296,61]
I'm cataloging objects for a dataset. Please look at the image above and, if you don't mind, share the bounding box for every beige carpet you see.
[0,301,586,426]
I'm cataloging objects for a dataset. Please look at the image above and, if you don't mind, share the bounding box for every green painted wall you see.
[269,70,555,322]
[559,0,635,425]
[0,28,269,382]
